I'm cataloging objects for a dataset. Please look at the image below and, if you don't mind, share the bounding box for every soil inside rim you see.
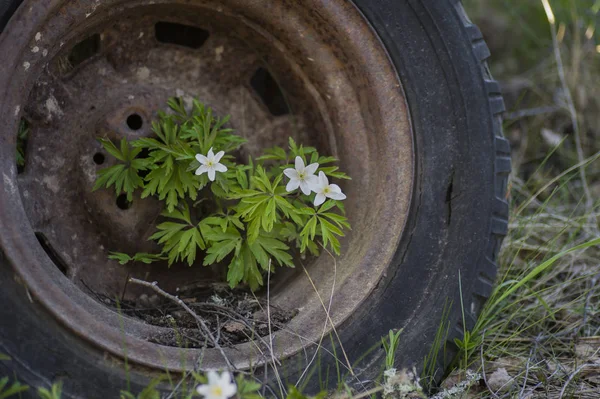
[86,280,298,348]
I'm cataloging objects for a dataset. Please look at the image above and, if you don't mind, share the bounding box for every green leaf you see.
[99,138,126,161]
[286,386,327,399]
[256,146,287,163]
[320,212,351,230]
[108,252,133,265]
[37,382,62,399]
[147,208,207,266]
[236,375,263,399]
[319,166,351,180]
[319,217,342,255]
[241,243,263,290]
[299,216,318,252]
[94,138,148,200]
[249,239,270,270]
[16,120,29,167]
[318,200,337,213]
[203,227,242,265]
[236,168,249,189]
[295,207,316,216]
[227,253,245,288]
[288,137,299,156]
[149,222,187,243]
[0,377,29,399]
[119,377,164,399]
[109,251,165,266]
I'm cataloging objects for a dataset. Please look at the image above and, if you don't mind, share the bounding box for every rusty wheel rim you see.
[0,0,413,372]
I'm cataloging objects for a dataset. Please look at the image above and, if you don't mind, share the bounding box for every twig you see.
[519,344,537,399]
[296,245,340,387]
[514,150,600,216]
[128,277,235,371]
[504,105,561,120]
[265,261,287,398]
[299,245,356,378]
[164,371,191,399]
[350,386,383,399]
[120,272,130,302]
[480,330,500,399]
[558,363,591,399]
[574,273,600,338]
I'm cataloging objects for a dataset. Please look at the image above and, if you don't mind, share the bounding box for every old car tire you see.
[0,0,509,397]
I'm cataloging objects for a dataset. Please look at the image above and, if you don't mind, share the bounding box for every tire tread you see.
[447,0,511,363]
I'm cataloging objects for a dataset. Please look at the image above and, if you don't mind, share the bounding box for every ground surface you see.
[437,1,600,398]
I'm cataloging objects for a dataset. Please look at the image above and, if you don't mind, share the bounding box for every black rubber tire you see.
[0,0,510,397]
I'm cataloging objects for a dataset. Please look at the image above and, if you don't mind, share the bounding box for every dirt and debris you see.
[91,281,297,348]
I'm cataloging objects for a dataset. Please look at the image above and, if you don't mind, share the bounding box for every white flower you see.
[311,171,346,206]
[195,148,227,181]
[196,371,237,399]
[283,156,319,195]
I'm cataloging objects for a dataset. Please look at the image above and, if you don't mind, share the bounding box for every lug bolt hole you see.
[126,113,143,131]
[93,152,105,165]
[116,194,132,210]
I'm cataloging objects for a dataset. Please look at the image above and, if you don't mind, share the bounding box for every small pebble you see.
[137,294,150,308]
[148,294,160,307]
[487,368,513,392]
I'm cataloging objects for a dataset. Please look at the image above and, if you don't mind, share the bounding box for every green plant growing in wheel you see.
[94,98,351,290]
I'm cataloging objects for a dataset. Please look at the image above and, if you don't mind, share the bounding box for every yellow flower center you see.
[207,160,214,167]
[211,386,223,397]
[323,187,330,194]
[298,172,306,180]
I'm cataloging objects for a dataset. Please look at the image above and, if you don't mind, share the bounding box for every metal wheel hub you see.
[0,0,413,372]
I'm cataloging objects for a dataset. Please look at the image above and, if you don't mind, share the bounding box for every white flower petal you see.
[304,162,319,175]
[314,193,326,206]
[213,150,225,163]
[206,371,220,384]
[318,171,329,186]
[327,191,346,201]
[222,383,237,398]
[207,147,215,159]
[294,156,305,172]
[328,184,343,194]
[196,154,208,164]
[217,371,232,385]
[305,174,319,189]
[284,168,299,179]
[214,163,227,173]
[195,165,209,176]
[299,180,312,195]
[208,168,216,181]
[286,179,300,192]
[218,372,236,396]
[196,384,210,396]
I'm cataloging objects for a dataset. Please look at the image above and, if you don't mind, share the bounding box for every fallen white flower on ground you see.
[195,147,227,181]
[311,171,346,206]
[196,371,237,399]
[284,156,319,195]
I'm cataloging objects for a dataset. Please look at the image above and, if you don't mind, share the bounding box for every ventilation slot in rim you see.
[16,118,30,174]
[68,33,101,68]
[116,194,133,210]
[155,22,210,49]
[250,68,290,116]
[35,232,69,277]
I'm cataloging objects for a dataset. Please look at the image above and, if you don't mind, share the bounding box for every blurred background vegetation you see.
[446,1,600,398]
